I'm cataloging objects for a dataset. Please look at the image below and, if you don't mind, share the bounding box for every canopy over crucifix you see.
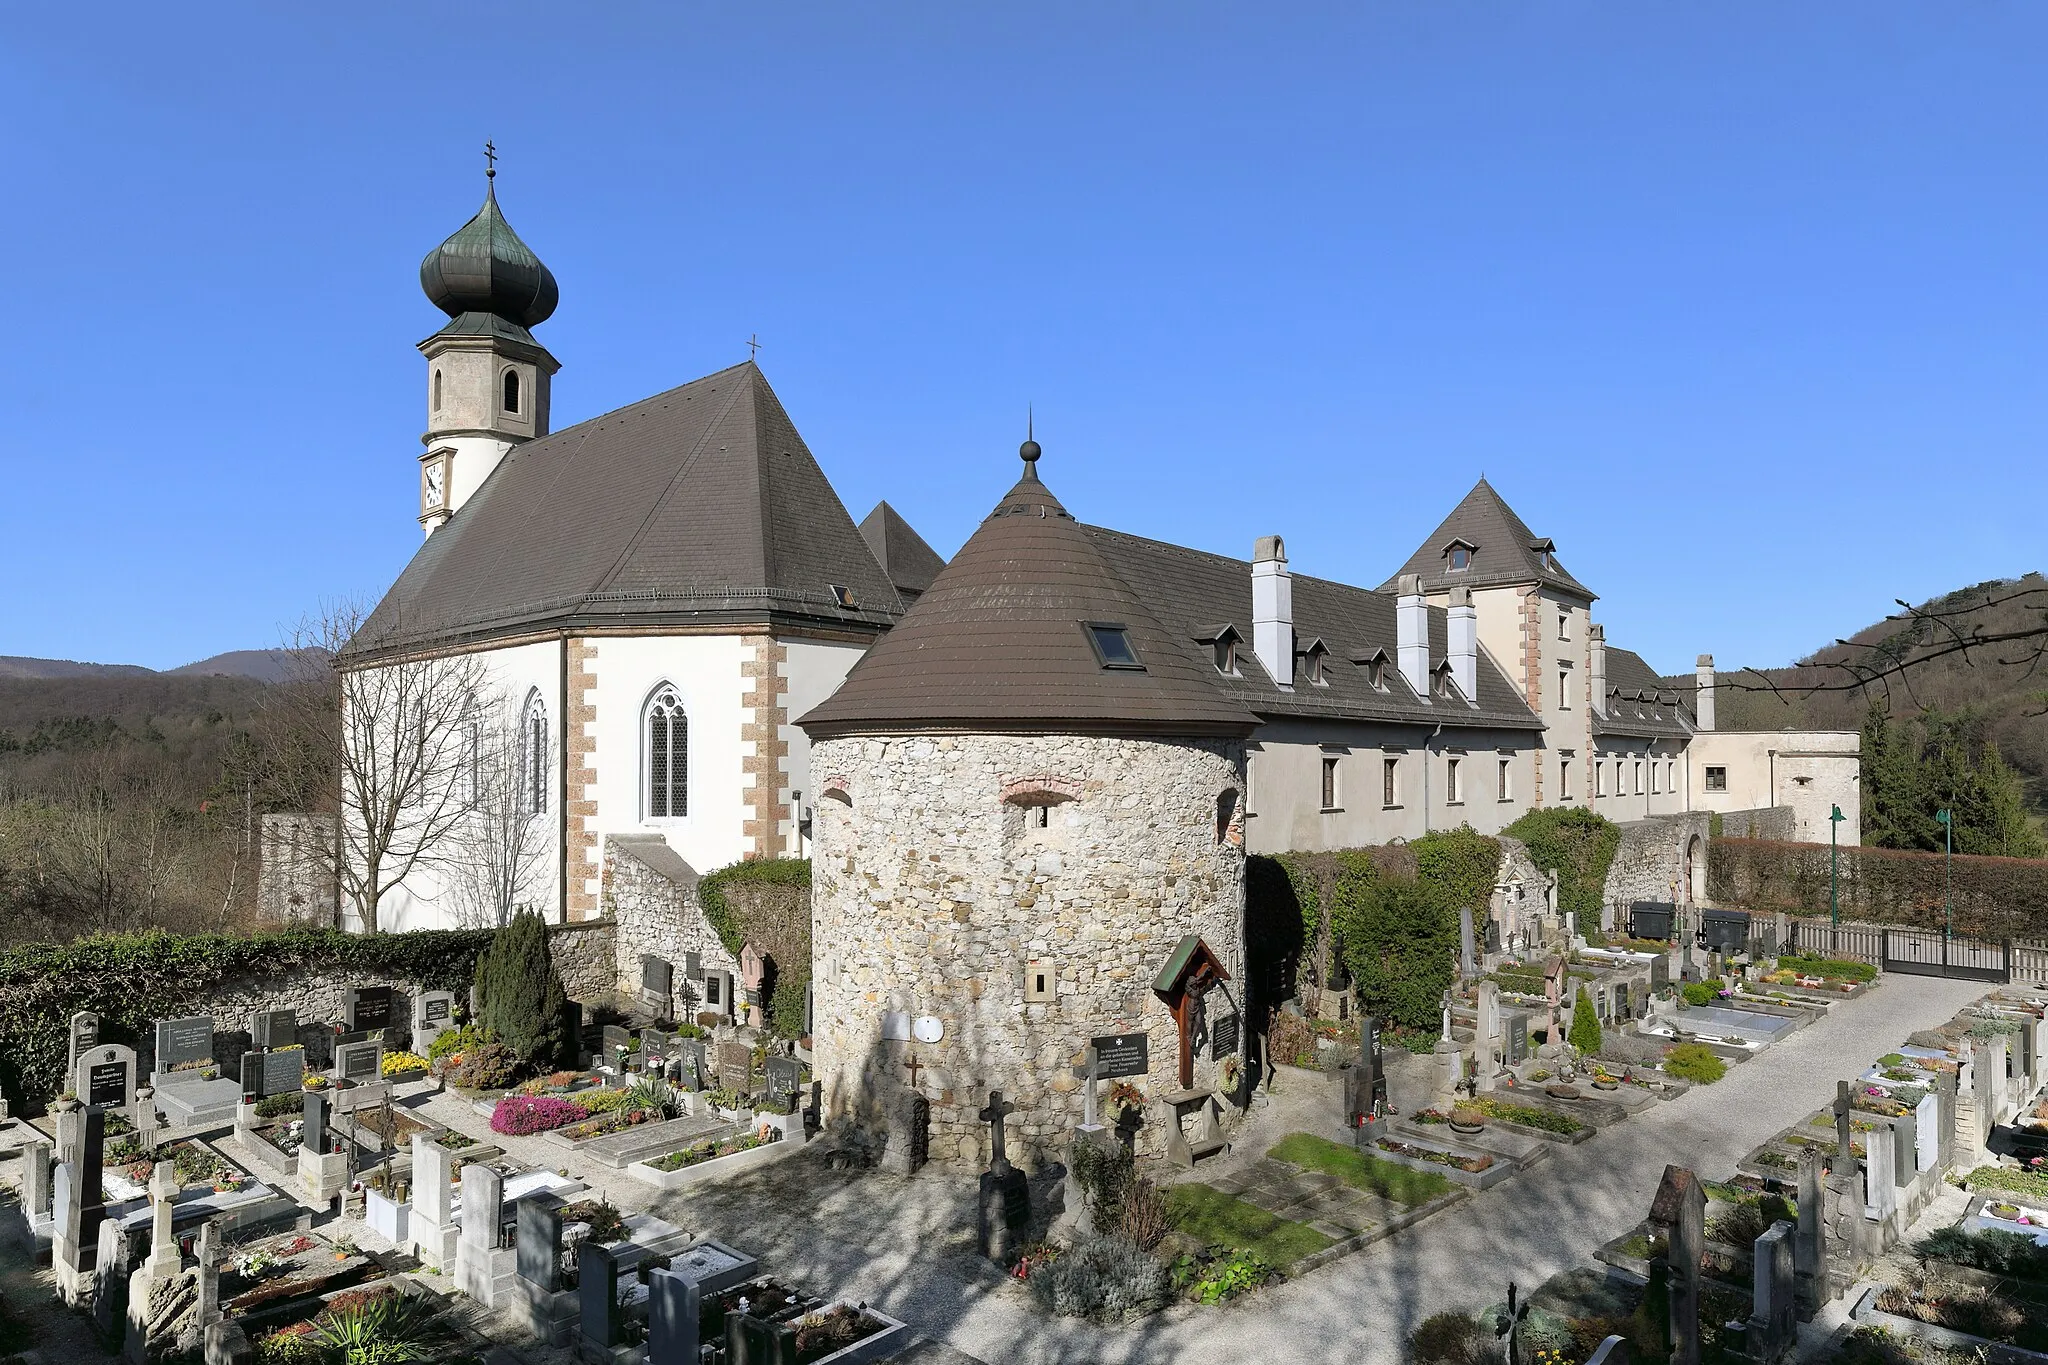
[1153,935,1231,1090]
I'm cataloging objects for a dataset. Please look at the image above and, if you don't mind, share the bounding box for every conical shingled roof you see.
[798,451,1256,739]
[1382,477,1595,599]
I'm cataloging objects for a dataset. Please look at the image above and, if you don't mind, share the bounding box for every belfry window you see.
[645,686,688,819]
[520,693,548,818]
[433,368,443,413]
[502,369,522,415]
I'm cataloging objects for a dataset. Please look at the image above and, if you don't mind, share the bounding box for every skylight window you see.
[1085,623,1143,669]
[829,584,859,609]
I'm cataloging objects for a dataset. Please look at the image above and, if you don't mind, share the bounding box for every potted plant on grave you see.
[1449,1103,1486,1135]
[54,1091,80,1113]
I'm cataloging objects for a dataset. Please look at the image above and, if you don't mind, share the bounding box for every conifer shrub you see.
[1568,986,1602,1055]
[1663,1042,1726,1084]
[475,910,568,1070]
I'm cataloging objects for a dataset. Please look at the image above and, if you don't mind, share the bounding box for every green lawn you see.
[1267,1133,1455,1207]
[1164,1183,1333,1272]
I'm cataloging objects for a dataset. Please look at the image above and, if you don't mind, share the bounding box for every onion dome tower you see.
[414,154,562,534]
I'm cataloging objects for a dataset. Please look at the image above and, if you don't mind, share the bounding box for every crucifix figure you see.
[1832,1079,1856,1165]
[1071,1047,1101,1129]
[978,1091,1016,1175]
[903,1053,924,1093]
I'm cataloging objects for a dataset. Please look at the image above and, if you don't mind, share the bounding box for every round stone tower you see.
[798,438,1257,1167]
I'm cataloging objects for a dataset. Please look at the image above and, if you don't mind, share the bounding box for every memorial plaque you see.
[87,1061,128,1109]
[155,1016,214,1070]
[1092,1032,1150,1080]
[684,951,702,980]
[338,1042,381,1083]
[641,955,672,996]
[881,1012,913,1042]
[1210,1011,1240,1060]
[421,996,451,1024]
[717,1042,754,1093]
[764,1057,800,1108]
[349,988,395,1033]
[242,1049,305,1099]
[250,1009,297,1052]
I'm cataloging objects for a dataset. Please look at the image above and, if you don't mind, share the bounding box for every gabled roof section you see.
[1383,477,1595,600]
[1083,528,1540,730]
[858,501,947,603]
[798,453,1256,739]
[1595,645,1696,739]
[345,363,904,660]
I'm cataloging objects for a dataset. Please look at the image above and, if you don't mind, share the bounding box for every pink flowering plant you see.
[490,1095,590,1136]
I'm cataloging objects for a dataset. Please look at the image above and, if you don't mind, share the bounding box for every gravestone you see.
[739,944,767,1028]
[154,1015,214,1074]
[23,1139,52,1222]
[1864,1118,1898,1227]
[727,1313,797,1365]
[641,954,673,1000]
[1501,1009,1532,1066]
[579,1239,622,1353]
[1344,1017,1387,1125]
[1889,1114,1915,1189]
[335,1040,382,1085]
[680,1038,707,1091]
[93,1215,137,1348]
[1747,1220,1797,1363]
[1649,1164,1705,1365]
[1459,906,1477,980]
[302,1090,330,1154]
[516,1191,565,1293]
[68,1011,100,1078]
[601,1024,633,1064]
[764,1057,801,1111]
[411,1135,459,1269]
[717,1041,754,1094]
[1913,1091,1940,1174]
[1794,1146,1823,1314]
[412,992,455,1055]
[250,1009,297,1053]
[195,1219,221,1329]
[647,1266,702,1365]
[975,1091,1030,1263]
[1091,1032,1149,1079]
[641,1027,674,1072]
[348,986,396,1035]
[456,1162,505,1304]
[77,1044,136,1110]
[52,1107,107,1302]
[240,1049,305,1100]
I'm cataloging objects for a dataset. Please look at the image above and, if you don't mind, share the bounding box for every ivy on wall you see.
[0,926,497,1114]
[1502,807,1621,922]
[697,858,813,1039]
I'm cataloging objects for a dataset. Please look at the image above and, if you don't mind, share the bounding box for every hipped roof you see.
[1383,477,1595,599]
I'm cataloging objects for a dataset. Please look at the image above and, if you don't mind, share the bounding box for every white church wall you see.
[581,633,755,883]
[342,637,564,934]
[780,636,870,858]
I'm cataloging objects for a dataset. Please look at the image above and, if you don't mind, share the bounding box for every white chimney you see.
[1588,623,1607,717]
[1447,586,1478,702]
[1252,536,1293,689]
[1695,653,1716,731]
[1396,573,1430,698]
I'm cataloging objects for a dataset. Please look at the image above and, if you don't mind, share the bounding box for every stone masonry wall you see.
[548,920,618,1001]
[602,839,741,1014]
[1603,811,1714,913]
[1715,806,1795,841]
[810,732,1246,1169]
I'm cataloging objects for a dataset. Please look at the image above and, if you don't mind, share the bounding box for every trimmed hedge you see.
[1710,838,2048,938]
[0,926,496,1114]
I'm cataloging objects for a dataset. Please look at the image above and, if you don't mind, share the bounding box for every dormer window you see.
[1443,538,1476,572]
[1433,663,1459,700]
[1197,625,1241,676]
[1084,623,1142,670]
[1299,638,1329,686]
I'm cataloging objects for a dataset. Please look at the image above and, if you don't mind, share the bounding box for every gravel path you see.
[626,972,1989,1365]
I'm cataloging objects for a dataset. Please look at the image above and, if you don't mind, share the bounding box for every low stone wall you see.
[1603,812,1713,911]
[1713,807,1794,841]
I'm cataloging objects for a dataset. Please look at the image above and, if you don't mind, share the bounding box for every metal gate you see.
[1880,928,2011,983]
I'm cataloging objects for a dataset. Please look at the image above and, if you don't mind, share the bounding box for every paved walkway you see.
[611,972,1988,1365]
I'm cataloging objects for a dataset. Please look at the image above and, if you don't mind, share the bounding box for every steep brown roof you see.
[797,454,1256,739]
[345,363,903,660]
[1382,477,1595,600]
[858,501,947,602]
[1595,645,1696,739]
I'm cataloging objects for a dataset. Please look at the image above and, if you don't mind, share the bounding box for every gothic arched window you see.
[503,369,521,415]
[433,368,443,412]
[646,685,687,819]
[520,692,548,818]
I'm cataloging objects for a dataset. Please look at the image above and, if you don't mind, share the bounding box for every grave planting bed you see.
[696,1277,909,1365]
[1162,1182,1334,1274]
[626,1123,790,1189]
[220,1231,387,1335]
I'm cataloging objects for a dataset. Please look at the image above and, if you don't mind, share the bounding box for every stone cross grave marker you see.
[78,1044,136,1110]
[144,1160,181,1279]
[68,1011,100,1079]
[154,1015,214,1075]
[976,1090,1030,1262]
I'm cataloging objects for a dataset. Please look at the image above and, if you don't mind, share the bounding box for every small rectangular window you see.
[1705,765,1728,792]
[1321,756,1340,811]
[1559,758,1573,801]
[1633,759,1643,795]
[1594,761,1605,798]
[1498,757,1512,801]
[1650,761,1661,795]
[1667,760,1676,791]
[1086,623,1142,669]
[1558,668,1573,710]
[1446,757,1461,804]
[1558,612,1570,641]
[1383,757,1400,807]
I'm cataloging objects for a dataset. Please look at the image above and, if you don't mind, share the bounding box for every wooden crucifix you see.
[903,1052,924,1093]
[1152,935,1231,1091]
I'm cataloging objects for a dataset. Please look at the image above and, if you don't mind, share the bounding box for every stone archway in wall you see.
[1685,835,1705,904]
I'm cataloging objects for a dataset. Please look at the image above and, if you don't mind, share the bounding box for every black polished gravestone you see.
[764,1057,801,1110]
[648,1267,701,1365]
[579,1240,622,1352]
[516,1191,566,1292]
[349,987,396,1034]
[1091,1033,1150,1080]
[86,1059,130,1109]
[241,1049,305,1100]
[250,1009,297,1052]
[976,1091,1030,1263]
[302,1091,329,1154]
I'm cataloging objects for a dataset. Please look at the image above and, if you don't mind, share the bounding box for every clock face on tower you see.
[422,460,446,511]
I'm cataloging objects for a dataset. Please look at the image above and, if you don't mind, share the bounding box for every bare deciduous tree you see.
[274,603,490,933]
[444,706,549,928]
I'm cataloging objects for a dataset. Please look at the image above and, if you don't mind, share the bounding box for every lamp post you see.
[1829,804,1844,947]
[1935,808,1954,943]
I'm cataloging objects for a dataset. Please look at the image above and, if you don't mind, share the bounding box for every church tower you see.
[414,163,561,533]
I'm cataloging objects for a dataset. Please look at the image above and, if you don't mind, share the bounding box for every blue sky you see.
[3,5,2042,674]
